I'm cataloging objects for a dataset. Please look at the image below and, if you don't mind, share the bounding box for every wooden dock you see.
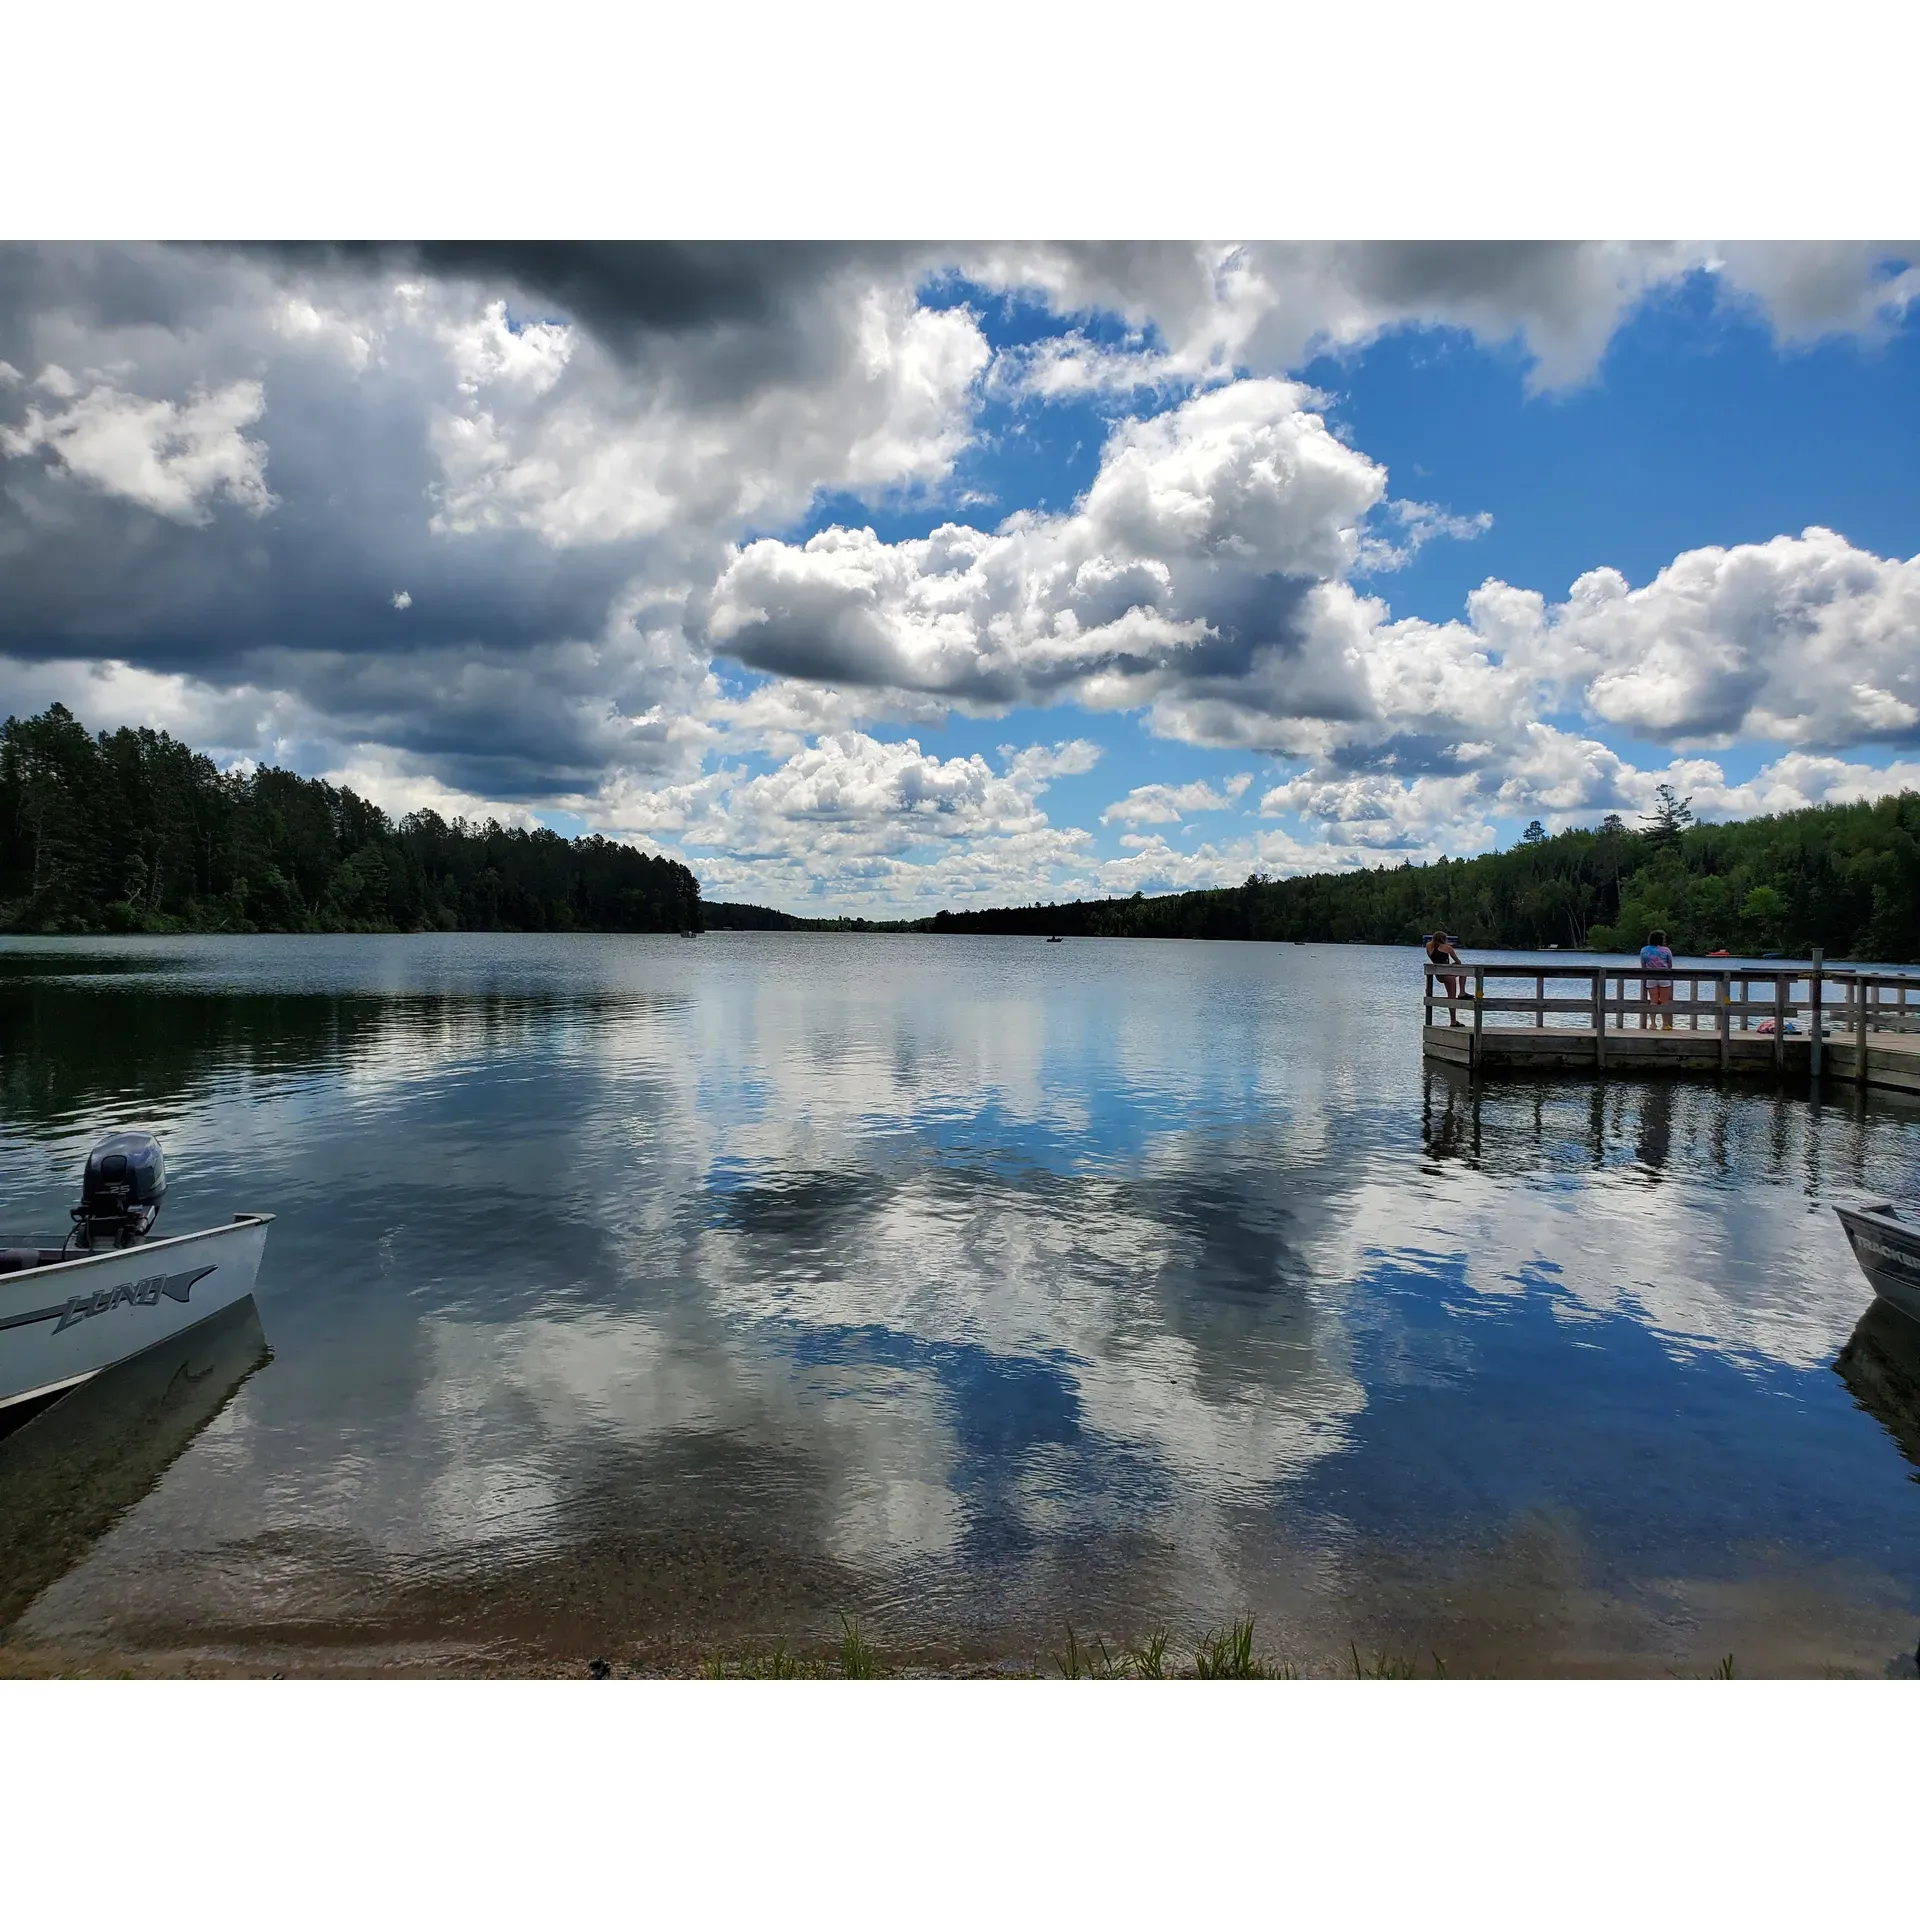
[1423,959,1920,1095]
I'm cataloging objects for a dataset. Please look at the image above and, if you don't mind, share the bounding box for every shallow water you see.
[1,931,1916,1676]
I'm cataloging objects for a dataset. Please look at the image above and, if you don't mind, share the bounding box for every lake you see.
[2,931,1917,1677]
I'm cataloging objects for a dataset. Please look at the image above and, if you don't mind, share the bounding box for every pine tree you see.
[1641,783,1694,845]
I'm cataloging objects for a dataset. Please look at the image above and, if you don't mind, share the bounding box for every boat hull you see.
[0,1214,272,1411]
[0,1295,271,1630]
[1834,1203,1920,1325]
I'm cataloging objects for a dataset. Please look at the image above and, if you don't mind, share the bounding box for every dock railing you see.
[1423,957,1920,1078]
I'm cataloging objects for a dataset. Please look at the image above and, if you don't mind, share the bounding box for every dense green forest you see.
[892,787,1920,959]
[701,901,891,932]
[701,901,811,930]
[0,704,702,934]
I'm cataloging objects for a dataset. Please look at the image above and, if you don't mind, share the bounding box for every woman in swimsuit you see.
[1425,930,1465,1026]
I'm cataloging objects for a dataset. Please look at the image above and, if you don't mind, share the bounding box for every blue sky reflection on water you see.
[1323,1248,1919,1574]
[1,930,1917,1674]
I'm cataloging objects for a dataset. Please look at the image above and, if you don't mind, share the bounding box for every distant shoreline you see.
[5,924,1888,970]
[10,702,1916,960]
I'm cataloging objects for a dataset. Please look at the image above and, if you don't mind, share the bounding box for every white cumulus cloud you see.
[0,373,274,524]
[1495,527,1920,748]
[708,379,1389,707]
[972,241,1919,394]
[1102,774,1251,826]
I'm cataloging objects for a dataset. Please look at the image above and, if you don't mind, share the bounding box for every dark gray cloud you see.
[3,240,1915,870]
[0,242,241,337]
[231,241,936,412]
[248,241,906,336]
[0,241,974,796]
[0,274,651,793]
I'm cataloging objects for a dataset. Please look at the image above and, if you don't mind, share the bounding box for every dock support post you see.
[1773,973,1786,1076]
[1535,972,1544,1029]
[1856,973,1869,1087]
[1472,964,1484,1068]
[1592,968,1606,1071]
[1809,948,1822,1081]
[1424,965,1433,1028]
[1718,972,1730,1072]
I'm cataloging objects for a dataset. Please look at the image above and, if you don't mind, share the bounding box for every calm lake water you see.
[3,931,1918,1676]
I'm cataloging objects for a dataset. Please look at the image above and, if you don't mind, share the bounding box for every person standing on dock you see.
[1639,928,1675,1030]
[1425,930,1465,1026]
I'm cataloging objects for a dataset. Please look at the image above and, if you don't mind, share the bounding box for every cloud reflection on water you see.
[2,933,1917,1673]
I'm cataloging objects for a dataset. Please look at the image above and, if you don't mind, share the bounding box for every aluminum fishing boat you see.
[1834,1199,1920,1326]
[0,1130,272,1414]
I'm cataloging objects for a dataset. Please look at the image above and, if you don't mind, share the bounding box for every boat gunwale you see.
[0,1212,275,1293]
[1835,1200,1906,1232]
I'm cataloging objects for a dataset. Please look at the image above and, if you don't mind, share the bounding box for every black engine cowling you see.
[74,1130,167,1246]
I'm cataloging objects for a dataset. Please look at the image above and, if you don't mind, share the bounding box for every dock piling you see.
[1810,948,1823,1081]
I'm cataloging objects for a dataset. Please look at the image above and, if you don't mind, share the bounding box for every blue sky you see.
[2,242,1917,912]
[859,269,1920,855]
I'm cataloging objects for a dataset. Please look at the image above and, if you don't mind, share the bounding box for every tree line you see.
[901,786,1920,959]
[710,783,1920,961]
[0,704,702,934]
[10,697,1913,958]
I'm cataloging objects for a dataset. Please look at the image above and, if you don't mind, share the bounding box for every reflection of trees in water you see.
[0,981,660,1131]
[0,950,193,982]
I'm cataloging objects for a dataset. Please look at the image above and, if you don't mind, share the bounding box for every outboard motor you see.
[72,1130,167,1250]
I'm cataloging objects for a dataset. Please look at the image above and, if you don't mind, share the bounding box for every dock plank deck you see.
[1422,960,1920,1095]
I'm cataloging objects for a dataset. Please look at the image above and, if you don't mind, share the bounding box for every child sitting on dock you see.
[1639,927,1675,1030]
[1425,930,1465,1027]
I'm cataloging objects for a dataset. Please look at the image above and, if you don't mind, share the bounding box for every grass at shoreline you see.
[0,1632,1779,1679]
[686,1615,1522,1680]
[2,1609,1785,1680]
[680,1614,1766,1681]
